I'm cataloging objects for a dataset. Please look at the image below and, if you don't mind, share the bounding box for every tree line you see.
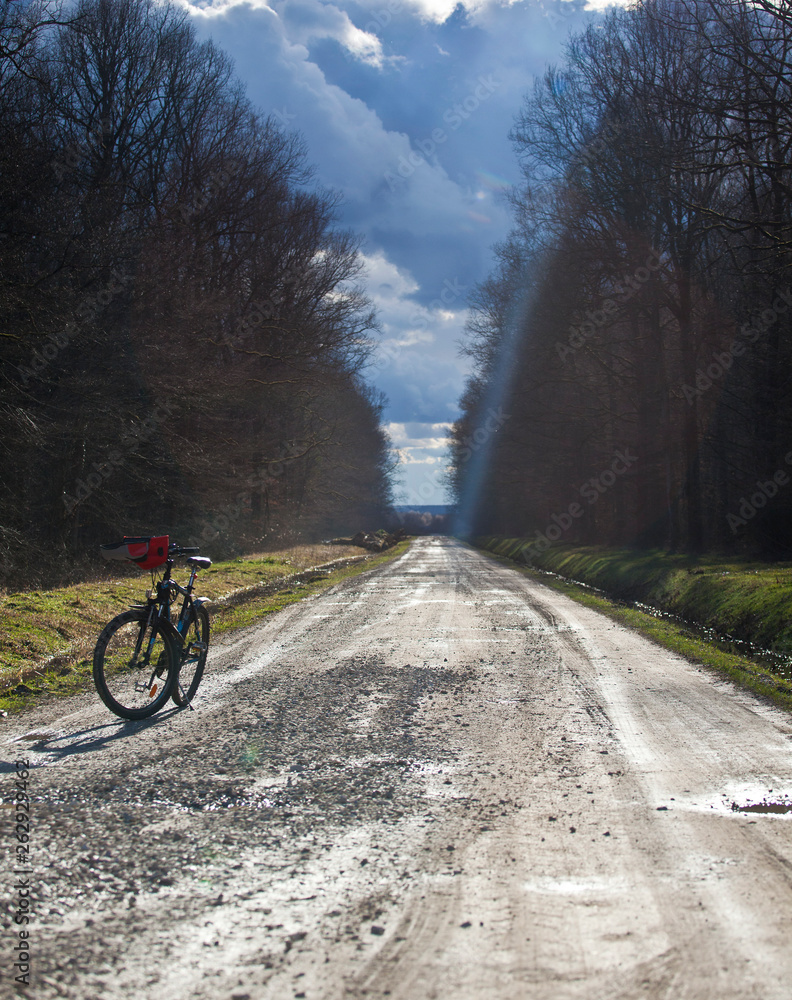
[450,0,792,555]
[0,0,393,586]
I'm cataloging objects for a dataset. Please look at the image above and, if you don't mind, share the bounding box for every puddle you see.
[731,799,792,815]
[667,781,792,817]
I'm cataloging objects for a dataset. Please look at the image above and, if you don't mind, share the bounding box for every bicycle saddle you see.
[187,556,212,570]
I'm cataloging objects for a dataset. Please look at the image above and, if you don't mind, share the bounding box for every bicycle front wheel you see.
[93,610,176,719]
[172,602,210,707]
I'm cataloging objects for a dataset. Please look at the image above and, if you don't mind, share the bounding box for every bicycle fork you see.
[135,604,166,699]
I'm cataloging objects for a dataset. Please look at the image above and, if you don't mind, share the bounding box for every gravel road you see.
[3,536,792,1000]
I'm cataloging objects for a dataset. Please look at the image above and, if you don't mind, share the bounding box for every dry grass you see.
[242,543,367,565]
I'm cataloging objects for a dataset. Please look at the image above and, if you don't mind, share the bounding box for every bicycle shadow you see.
[1,707,184,768]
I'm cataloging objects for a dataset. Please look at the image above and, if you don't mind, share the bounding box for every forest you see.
[0,0,393,587]
[450,0,792,555]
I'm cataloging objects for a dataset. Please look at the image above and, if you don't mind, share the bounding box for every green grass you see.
[0,540,410,715]
[478,538,792,711]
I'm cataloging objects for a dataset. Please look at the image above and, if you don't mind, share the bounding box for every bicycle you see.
[93,535,212,720]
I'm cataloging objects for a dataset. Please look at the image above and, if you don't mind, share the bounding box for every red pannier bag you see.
[100,535,169,570]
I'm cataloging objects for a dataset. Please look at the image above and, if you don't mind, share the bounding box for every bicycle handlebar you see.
[168,544,200,556]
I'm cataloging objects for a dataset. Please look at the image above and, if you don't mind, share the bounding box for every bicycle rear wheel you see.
[172,602,210,707]
[93,610,176,719]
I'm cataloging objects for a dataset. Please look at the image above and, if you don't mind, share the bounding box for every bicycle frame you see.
[166,565,210,655]
[135,558,193,634]
[149,555,210,702]
[126,562,186,650]
[160,558,200,630]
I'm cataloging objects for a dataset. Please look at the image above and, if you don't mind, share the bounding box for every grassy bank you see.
[0,540,410,715]
[477,537,792,707]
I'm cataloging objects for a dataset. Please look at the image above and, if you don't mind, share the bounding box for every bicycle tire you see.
[172,602,210,707]
[93,609,177,719]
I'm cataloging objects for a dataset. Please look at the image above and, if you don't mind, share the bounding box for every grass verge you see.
[477,539,792,713]
[0,540,410,716]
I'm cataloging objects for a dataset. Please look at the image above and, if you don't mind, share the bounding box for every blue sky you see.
[180,0,615,503]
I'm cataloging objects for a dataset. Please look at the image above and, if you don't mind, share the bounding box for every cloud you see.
[183,0,390,66]
[386,420,453,509]
[180,0,617,501]
[274,0,389,67]
[363,251,468,428]
[387,421,453,448]
[386,422,453,504]
[183,0,520,293]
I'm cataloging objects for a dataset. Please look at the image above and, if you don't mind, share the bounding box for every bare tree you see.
[0,0,391,586]
[453,0,792,555]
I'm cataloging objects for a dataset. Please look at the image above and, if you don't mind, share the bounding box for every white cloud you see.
[386,421,452,449]
[389,0,536,25]
[363,251,419,302]
[582,0,631,8]
[272,0,391,67]
[361,252,469,431]
[385,423,453,497]
[181,0,272,14]
[181,0,389,67]
[362,252,463,352]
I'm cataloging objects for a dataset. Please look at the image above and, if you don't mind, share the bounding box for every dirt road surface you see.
[3,536,792,999]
